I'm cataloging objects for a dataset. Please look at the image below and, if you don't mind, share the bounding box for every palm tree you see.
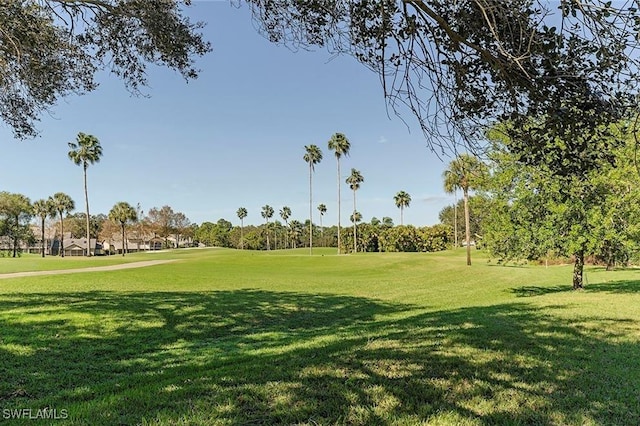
[49,192,75,257]
[261,204,274,250]
[350,211,363,252]
[317,203,327,246]
[328,132,350,254]
[237,207,248,249]
[394,191,412,225]
[68,132,103,256]
[350,211,363,224]
[109,202,138,256]
[303,144,323,255]
[32,198,55,257]
[346,168,364,253]
[279,206,291,248]
[289,220,304,249]
[443,153,487,266]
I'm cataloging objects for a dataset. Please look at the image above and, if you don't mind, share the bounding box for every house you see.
[63,238,102,256]
[48,233,102,256]
[102,236,164,255]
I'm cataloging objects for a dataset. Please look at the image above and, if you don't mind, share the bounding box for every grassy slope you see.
[0,248,639,425]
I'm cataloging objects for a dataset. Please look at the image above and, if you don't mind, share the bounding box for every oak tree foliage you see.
[242,0,640,172]
[1,0,210,139]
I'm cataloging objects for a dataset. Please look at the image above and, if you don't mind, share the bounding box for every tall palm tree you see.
[236,207,248,249]
[443,153,487,266]
[346,168,364,253]
[68,132,103,256]
[261,204,274,250]
[109,202,138,256]
[317,203,327,246]
[32,198,55,257]
[49,192,75,257]
[328,132,350,254]
[393,191,412,225]
[303,144,323,255]
[279,206,291,249]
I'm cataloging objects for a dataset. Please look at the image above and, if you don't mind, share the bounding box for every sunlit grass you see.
[0,248,639,424]
[0,249,198,274]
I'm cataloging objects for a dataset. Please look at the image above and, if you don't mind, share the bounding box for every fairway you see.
[1,248,639,425]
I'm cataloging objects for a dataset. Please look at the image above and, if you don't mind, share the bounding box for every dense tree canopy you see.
[483,126,640,289]
[1,0,210,139]
[0,192,33,257]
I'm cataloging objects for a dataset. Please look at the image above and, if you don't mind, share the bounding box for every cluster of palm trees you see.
[25,132,103,257]
[238,133,361,254]
[29,132,143,257]
[32,192,75,257]
[231,132,417,254]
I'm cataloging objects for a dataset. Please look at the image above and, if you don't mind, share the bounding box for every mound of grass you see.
[0,248,639,424]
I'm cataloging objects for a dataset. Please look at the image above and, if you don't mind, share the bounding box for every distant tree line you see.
[192,215,451,254]
[0,191,194,257]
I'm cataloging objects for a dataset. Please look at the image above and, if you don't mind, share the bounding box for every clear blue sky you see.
[0,2,455,227]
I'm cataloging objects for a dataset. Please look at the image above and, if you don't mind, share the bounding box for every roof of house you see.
[63,238,100,250]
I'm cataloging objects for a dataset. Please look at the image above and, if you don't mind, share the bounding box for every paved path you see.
[0,259,177,279]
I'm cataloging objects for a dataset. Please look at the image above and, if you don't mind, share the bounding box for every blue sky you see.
[0,2,455,227]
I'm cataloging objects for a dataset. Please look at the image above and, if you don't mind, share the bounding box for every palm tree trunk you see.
[309,163,313,255]
[60,212,65,257]
[121,224,126,256]
[454,190,458,248]
[464,189,471,266]
[266,220,270,250]
[320,215,324,247]
[573,249,585,289]
[284,220,289,249]
[401,206,404,226]
[353,189,357,254]
[41,218,45,258]
[240,219,244,250]
[337,159,341,254]
[84,163,91,257]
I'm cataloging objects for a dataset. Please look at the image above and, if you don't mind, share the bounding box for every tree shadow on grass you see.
[510,285,569,297]
[512,278,640,297]
[0,290,638,424]
[585,279,640,294]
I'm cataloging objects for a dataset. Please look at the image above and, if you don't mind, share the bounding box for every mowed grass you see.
[0,248,639,425]
[0,249,203,274]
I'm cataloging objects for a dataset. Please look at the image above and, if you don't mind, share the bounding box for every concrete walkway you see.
[0,259,176,279]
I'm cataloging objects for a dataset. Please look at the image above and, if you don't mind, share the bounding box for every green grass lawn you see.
[0,249,208,274]
[0,248,639,425]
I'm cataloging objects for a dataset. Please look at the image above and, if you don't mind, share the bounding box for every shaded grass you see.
[0,248,639,424]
